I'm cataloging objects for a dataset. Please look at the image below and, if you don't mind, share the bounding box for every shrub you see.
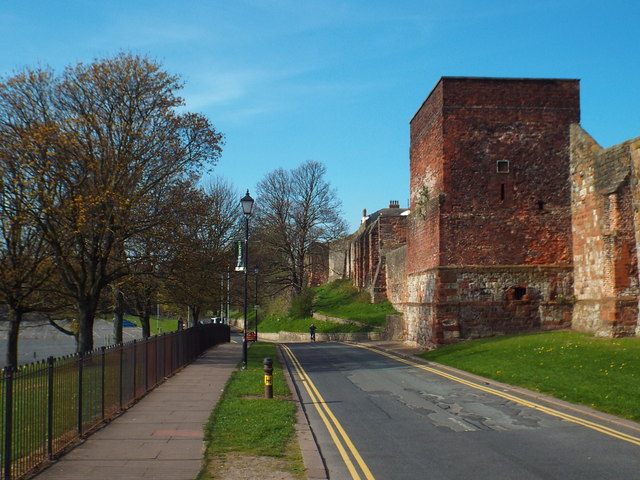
[288,289,314,319]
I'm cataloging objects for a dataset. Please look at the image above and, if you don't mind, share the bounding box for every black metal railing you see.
[0,323,230,480]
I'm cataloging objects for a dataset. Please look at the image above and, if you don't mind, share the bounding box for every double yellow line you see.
[281,345,376,480]
[354,343,640,447]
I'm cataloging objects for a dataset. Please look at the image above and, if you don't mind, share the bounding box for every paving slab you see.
[33,341,241,480]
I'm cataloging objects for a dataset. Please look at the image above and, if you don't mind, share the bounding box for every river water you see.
[0,319,143,368]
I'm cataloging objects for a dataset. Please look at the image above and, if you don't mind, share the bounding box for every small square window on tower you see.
[496,160,510,174]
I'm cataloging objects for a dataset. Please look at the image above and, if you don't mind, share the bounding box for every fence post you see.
[3,366,14,480]
[119,344,124,409]
[132,340,137,400]
[175,332,180,369]
[77,354,84,436]
[144,338,149,393]
[162,335,167,379]
[171,334,176,373]
[47,357,54,459]
[101,347,106,420]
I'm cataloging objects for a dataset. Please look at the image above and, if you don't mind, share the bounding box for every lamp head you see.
[240,190,254,216]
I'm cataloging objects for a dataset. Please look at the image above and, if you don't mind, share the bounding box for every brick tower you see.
[406,77,580,347]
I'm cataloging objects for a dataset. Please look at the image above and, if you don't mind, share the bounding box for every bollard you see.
[263,357,273,399]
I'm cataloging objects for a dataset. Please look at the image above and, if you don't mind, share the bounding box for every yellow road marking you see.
[282,345,376,480]
[282,345,361,479]
[354,343,640,447]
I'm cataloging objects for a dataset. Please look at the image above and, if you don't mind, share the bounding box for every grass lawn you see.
[312,279,397,326]
[197,343,304,479]
[419,331,640,422]
[125,315,179,335]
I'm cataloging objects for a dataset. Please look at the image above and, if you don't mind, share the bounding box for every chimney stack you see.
[389,200,400,208]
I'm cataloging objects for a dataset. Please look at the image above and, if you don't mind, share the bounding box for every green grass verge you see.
[258,315,373,333]
[125,315,179,335]
[419,331,640,422]
[197,343,304,479]
[312,279,398,326]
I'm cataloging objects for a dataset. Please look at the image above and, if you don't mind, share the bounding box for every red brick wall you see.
[380,216,407,250]
[405,77,580,347]
[307,242,329,287]
[439,78,579,266]
[633,143,640,331]
[409,81,445,273]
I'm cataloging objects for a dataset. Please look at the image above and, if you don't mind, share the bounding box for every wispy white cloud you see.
[181,62,318,113]
[106,18,209,48]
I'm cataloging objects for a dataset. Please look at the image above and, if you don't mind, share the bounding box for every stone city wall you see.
[570,125,639,336]
[311,77,639,348]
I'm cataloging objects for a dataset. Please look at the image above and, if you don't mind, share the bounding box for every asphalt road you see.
[282,342,640,480]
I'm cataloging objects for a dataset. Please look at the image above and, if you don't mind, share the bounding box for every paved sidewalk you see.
[34,342,241,480]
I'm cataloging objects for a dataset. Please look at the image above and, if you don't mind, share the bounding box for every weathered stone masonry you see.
[401,77,580,347]
[570,126,640,337]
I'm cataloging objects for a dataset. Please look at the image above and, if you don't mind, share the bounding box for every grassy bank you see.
[420,331,640,422]
[258,315,372,334]
[312,279,397,326]
[258,279,397,334]
[197,343,304,479]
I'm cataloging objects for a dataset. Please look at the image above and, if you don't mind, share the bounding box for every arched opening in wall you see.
[513,287,527,300]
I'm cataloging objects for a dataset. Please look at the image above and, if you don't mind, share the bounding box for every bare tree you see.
[255,160,346,295]
[164,179,240,324]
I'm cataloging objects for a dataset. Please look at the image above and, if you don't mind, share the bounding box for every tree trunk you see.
[6,310,22,368]
[112,288,125,344]
[141,314,151,338]
[113,310,124,344]
[188,306,199,327]
[77,296,99,354]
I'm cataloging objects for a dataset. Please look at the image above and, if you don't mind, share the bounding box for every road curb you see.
[276,345,329,480]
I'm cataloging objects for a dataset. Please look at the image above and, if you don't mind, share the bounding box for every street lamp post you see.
[254,265,259,340]
[240,190,254,370]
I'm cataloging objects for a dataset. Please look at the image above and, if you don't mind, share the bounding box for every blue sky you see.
[1,0,638,231]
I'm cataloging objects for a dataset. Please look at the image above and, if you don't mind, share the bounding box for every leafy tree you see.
[0,142,56,367]
[255,160,346,296]
[118,180,193,337]
[0,53,223,353]
[0,69,63,366]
